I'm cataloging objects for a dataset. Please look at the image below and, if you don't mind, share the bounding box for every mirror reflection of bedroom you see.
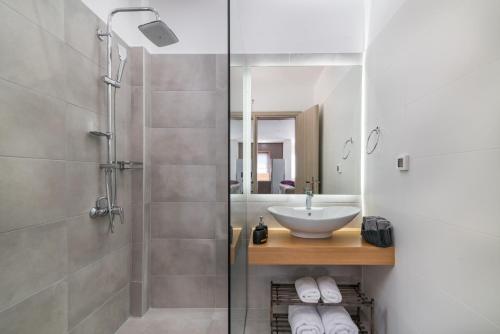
[230,66,361,195]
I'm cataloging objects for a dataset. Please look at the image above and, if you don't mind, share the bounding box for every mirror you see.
[230,65,361,195]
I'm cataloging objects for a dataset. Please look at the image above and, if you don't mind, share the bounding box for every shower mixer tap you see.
[89,196,109,218]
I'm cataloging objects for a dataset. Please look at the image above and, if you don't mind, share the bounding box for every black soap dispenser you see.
[253,216,268,244]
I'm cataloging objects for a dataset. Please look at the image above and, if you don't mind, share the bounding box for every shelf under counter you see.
[248,228,395,266]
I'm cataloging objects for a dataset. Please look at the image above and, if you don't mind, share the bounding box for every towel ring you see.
[366,126,380,155]
[342,137,353,160]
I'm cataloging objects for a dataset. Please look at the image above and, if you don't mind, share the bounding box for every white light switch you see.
[397,154,409,171]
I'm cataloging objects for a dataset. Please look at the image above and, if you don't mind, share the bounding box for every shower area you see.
[0,0,233,333]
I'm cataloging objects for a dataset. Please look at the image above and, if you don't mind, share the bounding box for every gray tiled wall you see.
[150,54,228,308]
[129,47,152,317]
[0,0,135,333]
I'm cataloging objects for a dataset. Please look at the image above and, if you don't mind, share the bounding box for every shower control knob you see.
[89,196,109,218]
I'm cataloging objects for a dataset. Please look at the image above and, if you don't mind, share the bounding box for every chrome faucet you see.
[305,190,314,210]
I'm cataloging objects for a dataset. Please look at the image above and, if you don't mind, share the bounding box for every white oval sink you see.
[267,206,361,238]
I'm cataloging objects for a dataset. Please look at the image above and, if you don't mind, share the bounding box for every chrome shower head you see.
[138,20,179,47]
[116,44,127,83]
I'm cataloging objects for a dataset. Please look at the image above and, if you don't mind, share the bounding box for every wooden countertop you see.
[230,227,242,265]
[248,228,395,266]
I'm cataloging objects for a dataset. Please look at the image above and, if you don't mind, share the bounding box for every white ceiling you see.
[231,0,365,54]
[83,0,365,54]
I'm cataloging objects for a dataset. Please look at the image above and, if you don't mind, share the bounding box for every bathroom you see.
[0,0,498,333]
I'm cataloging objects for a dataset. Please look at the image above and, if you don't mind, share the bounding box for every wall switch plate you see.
[397,154,409,171]
[336,164,342,174]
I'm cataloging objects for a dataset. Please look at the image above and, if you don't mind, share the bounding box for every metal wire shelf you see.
[270,282,374,334]
[271,282,373,307]
[271,313,368,334]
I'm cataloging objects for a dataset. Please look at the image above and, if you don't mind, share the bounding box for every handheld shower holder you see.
[103,76,121,88]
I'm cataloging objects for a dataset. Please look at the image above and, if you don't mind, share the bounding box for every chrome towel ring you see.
[366,126,381,155]
[342,137,353,160]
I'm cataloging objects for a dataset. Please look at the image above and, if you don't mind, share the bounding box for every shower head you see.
[138,20,179,47]
[118,44,128,61]
[116,44,127,83]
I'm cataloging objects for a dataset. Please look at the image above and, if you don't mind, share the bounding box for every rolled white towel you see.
[295,277,320,303]
[317,276,342,303]
[317,306,359,334]
[288,305,325,334]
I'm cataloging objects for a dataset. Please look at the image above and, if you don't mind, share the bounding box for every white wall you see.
[363,1,500,333]
[231,67,323,112]
[315,67,361,195]
[230,119,243,180]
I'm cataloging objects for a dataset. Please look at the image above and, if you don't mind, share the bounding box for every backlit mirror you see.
[230,65,361,195]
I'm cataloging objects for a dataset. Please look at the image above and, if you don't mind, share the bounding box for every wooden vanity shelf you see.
[249,228,395,266]
[230,227,242,265]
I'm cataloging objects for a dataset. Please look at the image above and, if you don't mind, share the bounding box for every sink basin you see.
[267,206,361,238]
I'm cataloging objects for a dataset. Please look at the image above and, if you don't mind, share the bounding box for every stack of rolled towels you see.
[289,276,359,334]
[295,276,342,304]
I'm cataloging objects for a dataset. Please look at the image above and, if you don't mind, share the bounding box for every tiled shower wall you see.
[0,0,136,333]
[129,47,152,317]
[149,54,228,308]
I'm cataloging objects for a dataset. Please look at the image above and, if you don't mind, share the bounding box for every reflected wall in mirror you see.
[230,115,243,194]
[230,65,361,195]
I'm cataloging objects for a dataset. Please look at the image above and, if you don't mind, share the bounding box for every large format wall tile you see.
[65,103,101,162]
[151,239,216,275]
[215,202,228,240]
[151,276,215,308]
[0,221,67,310]
[64,46,104,113]
[0,79,66,159]
[0,0,64,40]
[130,48,144,87]
[151,165,216,202]
[64,162,102,217]
[67,213,130,273]
[69,286,129,334]
[151,91,217,128]
[130,86,144,162]
[0,157,66,233]
[151,202,216,239]
[0,0,134,332]
[151,128,216,165]
[148,53,227,310]
[68,246,129,329]
[0,281,68,334]
[215,275,228,308]
[216,54,228,91]
[0,2,66,98]
[216,240,228,276]
[129,281,143,317]
[151,54,216,91]
[64,0,104,66]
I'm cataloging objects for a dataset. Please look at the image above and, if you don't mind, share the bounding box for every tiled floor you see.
[115,308,271,334]
[115,308,228,334]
